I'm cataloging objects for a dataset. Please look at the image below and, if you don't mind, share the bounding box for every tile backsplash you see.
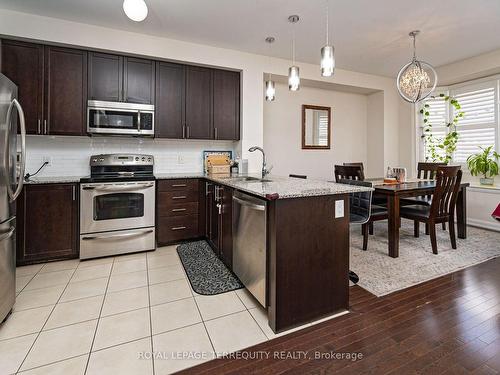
[22,135,237,177]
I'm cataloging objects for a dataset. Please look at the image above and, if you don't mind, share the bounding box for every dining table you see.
[372,180,470,258]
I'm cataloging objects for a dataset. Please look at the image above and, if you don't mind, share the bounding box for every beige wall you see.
[263,83,368,180]
[0,8,400,175]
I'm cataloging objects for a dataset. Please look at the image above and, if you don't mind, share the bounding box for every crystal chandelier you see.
[397,31,437,103]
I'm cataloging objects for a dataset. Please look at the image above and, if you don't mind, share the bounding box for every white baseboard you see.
[467,218,500,232]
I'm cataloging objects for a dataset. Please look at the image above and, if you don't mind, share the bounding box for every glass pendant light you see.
[288,15,300,91]
[264,37,276,101]
[320,0,335,77]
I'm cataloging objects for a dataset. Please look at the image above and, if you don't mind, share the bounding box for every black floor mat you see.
[177,240,244,295]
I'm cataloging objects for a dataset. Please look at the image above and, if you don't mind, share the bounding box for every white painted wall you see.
[0,8,400,176]
[263,82,368,180]
[366,92,385,178]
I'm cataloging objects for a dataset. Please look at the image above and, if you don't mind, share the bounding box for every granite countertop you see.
[24,176,83,184]
[25,173,372,199]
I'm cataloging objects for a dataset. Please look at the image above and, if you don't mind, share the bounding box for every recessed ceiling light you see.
[123,0,148,22]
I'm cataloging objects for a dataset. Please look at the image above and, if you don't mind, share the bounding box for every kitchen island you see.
[156,174,371,332]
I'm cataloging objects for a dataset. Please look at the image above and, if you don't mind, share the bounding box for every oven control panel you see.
[90,154,154,166]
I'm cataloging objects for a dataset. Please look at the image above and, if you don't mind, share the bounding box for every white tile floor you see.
[1,245,346,375]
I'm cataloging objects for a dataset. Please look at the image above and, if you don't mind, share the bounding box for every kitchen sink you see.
[232,176,272,183]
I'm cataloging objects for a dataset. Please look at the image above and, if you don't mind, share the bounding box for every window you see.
[417,78,499,164]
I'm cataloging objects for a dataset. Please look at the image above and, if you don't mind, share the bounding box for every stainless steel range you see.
[80,154,155,259]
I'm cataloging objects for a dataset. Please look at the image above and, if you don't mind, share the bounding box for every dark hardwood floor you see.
[182,257,500,375]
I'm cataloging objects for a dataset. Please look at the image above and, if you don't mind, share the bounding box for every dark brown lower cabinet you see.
[16,183,79,266]
[156,179,204,245]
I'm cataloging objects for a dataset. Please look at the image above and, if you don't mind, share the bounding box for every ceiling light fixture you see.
[397,30,437,103]
[123,0,148,22]
[264,37,276,102]
[320,0,335,77]
[288,15,300,91]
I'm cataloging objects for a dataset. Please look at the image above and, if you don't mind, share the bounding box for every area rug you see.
[177,240,243,295]
[350,222,500,296]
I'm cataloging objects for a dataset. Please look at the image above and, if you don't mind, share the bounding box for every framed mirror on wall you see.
[302,105,331,149]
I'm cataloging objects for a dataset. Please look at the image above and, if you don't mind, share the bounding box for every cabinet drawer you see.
[158,202,198,217]
[158,190,198,203]
[158,179,199,192]
[157,215,199,244]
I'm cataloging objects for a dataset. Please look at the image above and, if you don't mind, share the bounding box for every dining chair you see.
[343,162,365,181]
[339,179,388,251]
[401,162,448,231]
[400,166,462,254]
[289,174,307,179]
[334,165,364,182]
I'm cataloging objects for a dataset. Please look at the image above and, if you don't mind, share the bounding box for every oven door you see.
[87,101,154,136]
[80,181,155,234]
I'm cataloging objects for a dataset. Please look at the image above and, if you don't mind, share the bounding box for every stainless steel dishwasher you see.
[232,191,267,306]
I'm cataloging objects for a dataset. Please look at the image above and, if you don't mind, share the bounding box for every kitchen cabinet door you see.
[213,69,240,141]
[123,57,155,104]
[16,184,79,265]
[1,40,44,135]
[45,47,87,136]
[155,62,185,138]
[206,183,220,251]
[185,66,212,139]
[88,52,123,102]
[219,185,233,268]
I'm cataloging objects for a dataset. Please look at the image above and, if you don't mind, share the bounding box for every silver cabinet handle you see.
[182,124,186,139]
[172,208,187,212]
[186,125,190,139]
[72,185,76,201]
[172,196,186,200]
[171,184,187,187]
[171,226,187,231]
[232,196,266,211]
[217,203,222,215]
[82,229,153,240]
[0,227,15,242]
[38,119,41,134]
[4,98,26,201]
[214,127,218,140]
[137,111,141,132]
[44,119,47,134]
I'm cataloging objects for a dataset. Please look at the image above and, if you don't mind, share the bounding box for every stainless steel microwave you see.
[87,100,154,136]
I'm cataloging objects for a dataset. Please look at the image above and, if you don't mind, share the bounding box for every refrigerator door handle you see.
[0,226,15,242]
[4,98,26,201]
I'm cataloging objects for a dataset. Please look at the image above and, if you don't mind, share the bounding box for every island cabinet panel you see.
[16,184,79,266]
[213,69,240,141]
[219,185,233,268]
[267,194,350,332]
[88,52,123,102]
[155,62,185,139]
[1,40,45,135]
[123,57,155,104]
[185,66,213,139]
[156,179,203,245]
[45,47,87,136]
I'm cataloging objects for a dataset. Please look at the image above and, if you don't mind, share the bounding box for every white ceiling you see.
[1,0,500,77]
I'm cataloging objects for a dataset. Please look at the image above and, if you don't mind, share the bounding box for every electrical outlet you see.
[42,156,52,166]
[335,200,345,218]
[177,155,185,164]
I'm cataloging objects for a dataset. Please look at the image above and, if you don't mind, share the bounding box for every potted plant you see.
[466,146,500,185]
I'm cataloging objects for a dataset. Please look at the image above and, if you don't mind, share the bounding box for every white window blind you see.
[451,84,497,162]
[417,79,499,164]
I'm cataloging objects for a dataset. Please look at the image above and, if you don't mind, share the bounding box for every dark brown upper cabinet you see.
[185,66,213,139]
[213,69,240,141]
[16,183,79,265]
[45,47,87,136]
[88,52,123,102]
[1,40,87,136]
[155,62,185,138]
[88,52,155,104]
[124,57,155,104]
[1,40,44,135]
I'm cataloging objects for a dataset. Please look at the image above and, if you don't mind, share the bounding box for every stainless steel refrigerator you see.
[0,73,26,322]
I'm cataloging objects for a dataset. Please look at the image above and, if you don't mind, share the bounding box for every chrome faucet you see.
[248,146,270,179]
